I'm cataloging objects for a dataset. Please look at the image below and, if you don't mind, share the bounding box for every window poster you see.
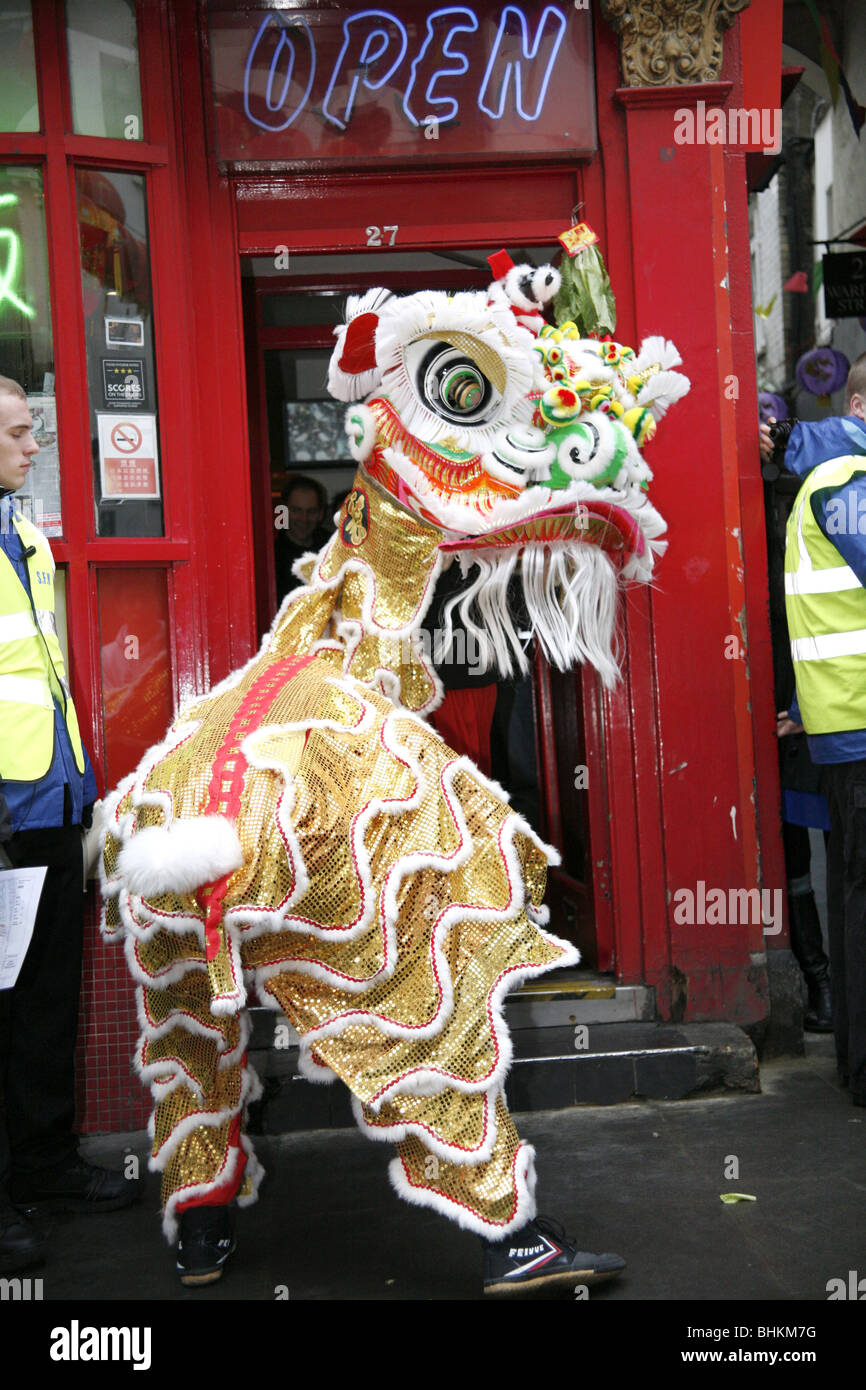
[22,393,63,536]
[101,358,146,407]
[96,411,160,500]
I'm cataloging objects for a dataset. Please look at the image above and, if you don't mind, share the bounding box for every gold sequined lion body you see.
[100,260,689,1239]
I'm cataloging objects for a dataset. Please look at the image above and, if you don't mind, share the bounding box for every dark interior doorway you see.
[241,246,601,964]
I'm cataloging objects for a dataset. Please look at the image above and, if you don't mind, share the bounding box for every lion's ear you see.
[328,288,392,401]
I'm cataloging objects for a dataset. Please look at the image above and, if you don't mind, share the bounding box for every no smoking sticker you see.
[111,421,142,453]
[97,412,160,500]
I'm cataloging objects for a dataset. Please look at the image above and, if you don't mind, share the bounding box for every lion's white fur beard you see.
[439,543,621,688]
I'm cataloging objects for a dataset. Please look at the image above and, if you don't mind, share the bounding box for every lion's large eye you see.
[439,362,484,413]
[402,335,506,430]
[416,343,502,425]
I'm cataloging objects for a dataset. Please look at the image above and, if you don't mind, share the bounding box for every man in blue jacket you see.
[781,352,866,1107]
[0,376,139,1276]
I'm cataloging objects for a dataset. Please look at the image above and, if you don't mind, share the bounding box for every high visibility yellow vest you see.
[784,454,866,734]
[0,510,85,781]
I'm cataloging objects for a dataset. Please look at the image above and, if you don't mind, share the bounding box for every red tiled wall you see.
[76,891,150,1133]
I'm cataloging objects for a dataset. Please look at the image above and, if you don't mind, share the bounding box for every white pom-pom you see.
[344,403,377,463]
[116,816,244,897]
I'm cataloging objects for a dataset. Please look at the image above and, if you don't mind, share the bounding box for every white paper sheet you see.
[0,866,47,990]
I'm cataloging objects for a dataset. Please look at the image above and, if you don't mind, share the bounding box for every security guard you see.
[783,352,866,1110]
[0,376,139,1277]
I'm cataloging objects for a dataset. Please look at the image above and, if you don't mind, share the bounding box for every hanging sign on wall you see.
[207,2,596,167]
[823,251,866,319]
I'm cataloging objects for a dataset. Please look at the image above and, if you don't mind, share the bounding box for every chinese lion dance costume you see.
[99,252,689,1269]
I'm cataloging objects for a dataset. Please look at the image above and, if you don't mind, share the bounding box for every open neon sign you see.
[242,4,569,135]
[0,194,35,320]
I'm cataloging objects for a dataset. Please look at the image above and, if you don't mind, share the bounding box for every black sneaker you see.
[483,1215,625,1296]
[0,1193,46,1276]
[176,1207,236,1287]
[10,1156,142,1214]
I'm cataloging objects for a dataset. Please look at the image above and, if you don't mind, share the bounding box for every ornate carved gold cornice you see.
[599,0,752,87]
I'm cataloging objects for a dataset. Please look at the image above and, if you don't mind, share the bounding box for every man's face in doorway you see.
[287,486,324,544]
[0,392,38,494]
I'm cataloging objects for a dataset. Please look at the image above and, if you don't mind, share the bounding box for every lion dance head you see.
[283,255,689,704]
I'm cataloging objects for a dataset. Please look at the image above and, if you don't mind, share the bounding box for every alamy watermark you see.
[672,880,782,935]
[400,627,488,675]
[827,1270,866,1300]
[674,100,781,153]
[825,494,866,536]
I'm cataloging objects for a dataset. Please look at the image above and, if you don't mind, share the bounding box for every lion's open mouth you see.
[438,502,646,563]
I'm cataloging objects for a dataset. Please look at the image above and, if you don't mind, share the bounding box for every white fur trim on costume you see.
[310,537,445,641]
[116,816,244,897]
[288,781,576,1109]
[149,1062,262,1180]
[161,1128,266,1244]
[236,1137,266,1209]
[386,1139,537,1237]
[123,928,207,994]
[297,1044,339,1085]
[249,706,428,998]
[332,611,444,717]
[136,984,250,1077]
[351,1089,500,1166]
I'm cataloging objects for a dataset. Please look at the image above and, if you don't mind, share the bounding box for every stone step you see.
[245,970,655,1055]
[246,1020,759,1136]
[505,1021,759,1110]
[505,970,655,1027]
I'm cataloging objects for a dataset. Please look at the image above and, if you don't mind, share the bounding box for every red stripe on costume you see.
[197,656,313,961]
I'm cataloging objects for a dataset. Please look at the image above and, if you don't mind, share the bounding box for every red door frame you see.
[175,1,785,1023]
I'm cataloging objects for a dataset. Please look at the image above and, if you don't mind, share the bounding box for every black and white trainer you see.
[176,1206,236,1287]
[482,1215,625,1296]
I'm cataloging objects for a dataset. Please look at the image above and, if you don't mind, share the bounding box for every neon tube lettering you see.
[0,195,35,320]
[321,9,409,130]
[402,6,479,127]
[243,12,316,132]
[477,4,566,121]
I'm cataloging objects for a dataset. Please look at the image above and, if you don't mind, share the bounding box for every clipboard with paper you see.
[0,865,47,989]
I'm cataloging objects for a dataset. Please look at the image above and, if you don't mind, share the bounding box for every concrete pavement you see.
[19,1033,866,1303]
